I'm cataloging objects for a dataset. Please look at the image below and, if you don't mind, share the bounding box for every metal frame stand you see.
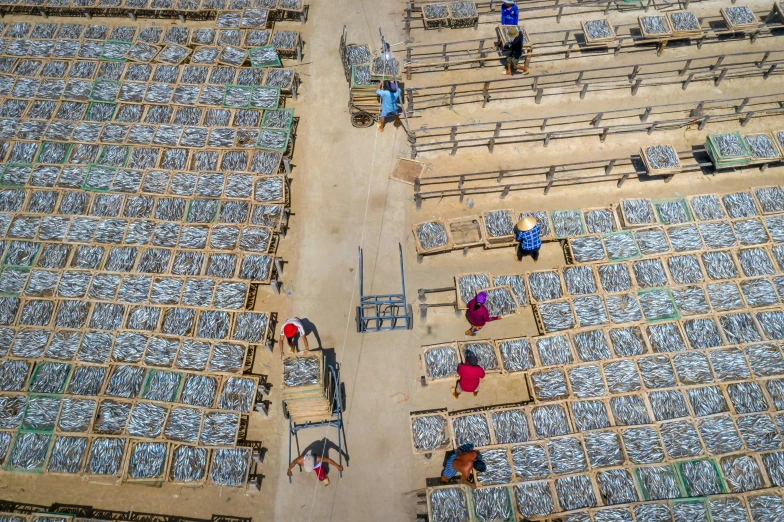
[356,243,413,332]
[286,364,345,483]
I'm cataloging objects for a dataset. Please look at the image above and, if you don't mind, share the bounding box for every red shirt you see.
[457,364,485,392]
[465,298,499,327]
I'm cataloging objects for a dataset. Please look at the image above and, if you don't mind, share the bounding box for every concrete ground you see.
[2,0,784,520]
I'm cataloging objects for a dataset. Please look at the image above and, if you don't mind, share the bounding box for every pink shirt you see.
[465,298,499,327]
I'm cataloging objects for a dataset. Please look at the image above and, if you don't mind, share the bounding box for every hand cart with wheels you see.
[284,363,346,482]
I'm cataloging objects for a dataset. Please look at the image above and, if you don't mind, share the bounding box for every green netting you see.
[706,131,751,169]
[89,78,121,102]
[472,486,515,522]
[255,127,290,152]
[21,394,62,433]
[35,142,72,165]
[0,163,32,188]
[140,369,184,402]
[248,45,281,68]
[81,165,117,193]
[100,40,132,62]
[27,362,71,394]
[675,458,728,498]
[96,145,130,168]
[633,464,685,501]
[261,108,295,132]
[186,198,219,223]
[0,266,29,297]
[85,101,118,122]
[638,287,681,323]
[2,241,41,268]
[351,65,374,89]
[653,197,694,225]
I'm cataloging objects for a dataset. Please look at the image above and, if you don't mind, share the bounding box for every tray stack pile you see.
[668,11,703,37]
[641,144,682,176]
[581,18,616,45]
[638,15,674,39]
[496,24,533,50]
[423,2,451,29]
[744,133,783,164]
[448,1,479,29]
[706,131,752,169]
[721,5,759,31]
[282,353,332,423]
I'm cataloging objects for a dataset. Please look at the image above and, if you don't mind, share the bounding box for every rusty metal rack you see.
[404,49,784,112]
[408,92,784,157]
[412,147,782,206]
[398,9,780,78]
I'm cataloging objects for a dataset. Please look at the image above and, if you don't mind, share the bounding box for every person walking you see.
[501,0,518,25]
[515,215,541,262]
[453,350,486,398]
[440,443,485,489]
[279,317,310,358]
[465,291,501,336]
[376,80,401,132]
[287,450,343,487]
[503,26,528,75]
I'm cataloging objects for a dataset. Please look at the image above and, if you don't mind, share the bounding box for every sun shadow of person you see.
[298,318,323,348]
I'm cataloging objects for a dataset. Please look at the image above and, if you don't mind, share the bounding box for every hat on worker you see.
[283,323,298,338]
[476,291,487,304]
[517,216,537,232]
[303,451,315,473]
[507,26,519,38]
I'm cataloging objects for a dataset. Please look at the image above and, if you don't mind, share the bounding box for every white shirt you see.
[280,317,305,336]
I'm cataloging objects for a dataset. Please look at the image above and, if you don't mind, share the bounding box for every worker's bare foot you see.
[394,119,402,128]
[502,70,510,75]
[452,389,460,399]
[465,329,476,336]
[323,477,330,487]
[378,125,384,132]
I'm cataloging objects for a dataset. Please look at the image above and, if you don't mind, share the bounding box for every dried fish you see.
[723,192,758,219]
[411,415,448,451]
[23,395,60,431]
[47,436,88,474]
[660,419,703,458]
[452,413,491,447]
[721,455,763,493]
[200,411,239,446]
[127,402,167,438]
[623,426,665,464]
[568,365,605,398]
[585,208,616,234]
[698,415,743,455]
[528,271,562,302]
[622,199,655,226]
[170,445,207,483]
[597,263,633,293]
[596,469,638,506]
[637,465,682,500]
[605,293,642,324]
[492,275,527,306]
[58,398,95,432]
[667,224,703,252]
[476,448,513,486]
[484,287,517,317]
[573,295,608,327]
[702,250,739,280]
[656,199,691,225]
[513,482,553,518]
[607,327,645,357]
[725,5,756,25]
[709,497,751,522]
[761,451,784,486]
[569,235,606,263]
[538,301,574,332]
[165,407,202,443]
[532,368,568,400]
[105,365,145,398]
[497,338,534,372]
[639,289,677,321]
[457,273,490,305]
[536,335,573,366]
[633,258,668,288]
[562,266,597,295]
[734,218,769,246]
[604,360,641,393]
[572,329,611,362]
[531,404,569,438]
[284,354,321,386]
[720,313,761,343]
[430,487,471,522]
[547,436,587,475]
[218,377,256,413]
[551,210,584,238]
[473,487,511,522]
[128,442,167,479]
[555,475,597,511]
[737,413,782,451]
[673,502,708,522]
[571,400,611,432]
[748,495,784,522]
[610,394,650,425]
[8,432,50,471]
[415,221,449,251]
[641,16,671,35]
[67,365,106,396]
[755,186,784,213]
[757,310,784,340]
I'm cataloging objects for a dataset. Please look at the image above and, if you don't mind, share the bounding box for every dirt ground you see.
[2,0,784,520]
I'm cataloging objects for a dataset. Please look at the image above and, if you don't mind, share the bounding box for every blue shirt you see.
[442,443,475,478]
[515,224,542,250]
[376,88,400,116]
[501,4,518,25]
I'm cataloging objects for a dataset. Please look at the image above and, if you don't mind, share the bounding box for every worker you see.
[279,317,310,358]
[453,349,486,398]
[500,0,518,25]
[440,443,486,489]
[515,216,541,262]
[503,26,528,75]
[287,450,343,487]
[465,291,501,337]
[376,80,401,132]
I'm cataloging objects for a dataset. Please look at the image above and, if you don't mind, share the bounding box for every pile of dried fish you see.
[584,19,613,40]
[476,448,513,485]
[702,250,739,279]
[424,346,458,380]
[698,415,743,454]
[210,448,250,487]
[463,342,499,371]
[457,273,490,305]
[531,404,569,438]
[758,310,784,340]
[511,443,549,480]
[346,44,371,66]
[569,236,606,262]
[219,377,257,413]
[128,442,167,479]
[734,218,769,245]
[423,3,449,19]
[411,415,447,451]
[583,430,622,467]
[633,258,668,288]
[498,338,534,372]
[563,266,597,295]
[659,419,703,457]
[604,360,641,393]
[513,482,554,518]
[719,313,761,343]
[538,301,575,332]
[47,436,88,474]
[725,5,756,26]
[555,475,597,511]
[571,400,610,432]
[637,465,681,500]
[200,412,239,446]
[551,210,584,238]
[585,208,615,233]
[623,426,664,464]
[452,413,491,447]
[684,318,723,348]
[691,194,725,220]
[547,437,587,475]
[165,407,202,443]
[528,271,562,302]
[755,186,784,213]
[532,369,568,400]
[491,409,529,444]
[283,355,320,387]
[723,191,758,218]
[416,221,449,251]
[671,11,700,31]
[656,199,691,224]
[746,134,778,158]
[87,437,125,475]
[430,488,471,522]
[473,487,511,522]
[675,353,714,386]
[598,264,633,293]
[641,16,670,35]
[667,224,703,252]
[484,210,514,238]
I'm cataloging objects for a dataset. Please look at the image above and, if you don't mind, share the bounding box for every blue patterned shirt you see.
[515,224,541,250]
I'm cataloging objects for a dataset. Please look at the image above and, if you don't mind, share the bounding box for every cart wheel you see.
[351,111,374,128]
[339,383,347,413]
[355,305,363,333]
[282,400,290,419]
